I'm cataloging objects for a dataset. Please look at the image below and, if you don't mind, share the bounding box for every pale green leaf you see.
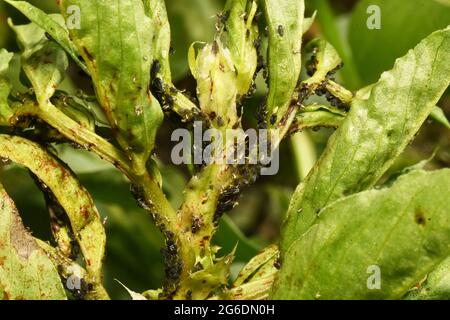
[430,106,450,129]
[115,280,147,300]
[405,256,450,299]
[304,38,342,86]
[0,49,14,124]
[233,244,278,287]
[273,169,450,299]
[143,0,172,83]
[224,0,259,97]
[9,17,68,104]
[4,0,89,74]
[281,27,450,253]
[262,0,304,126]
[58,0,163,175]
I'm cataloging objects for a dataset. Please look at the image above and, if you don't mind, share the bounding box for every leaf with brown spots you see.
[0,183,67,300]
[58,0,163,176]
[273,169,450,299]
[0,135,106,287]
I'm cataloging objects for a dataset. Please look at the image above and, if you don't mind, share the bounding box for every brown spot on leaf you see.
[415,209,426,226]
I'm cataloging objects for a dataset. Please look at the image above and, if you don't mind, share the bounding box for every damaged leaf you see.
[0,135,106,283]
[0,183,67,300]
[273,169,450,299]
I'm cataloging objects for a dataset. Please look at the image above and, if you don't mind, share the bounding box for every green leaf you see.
[303,38,342,86]
[0,49,14,125]
[58,0,163,175]
[233,244,278,287]
[281,27,450,253]
[115,280,147,300]
[8,16,68,105]
[273,169,450,299]
[405,256,450,300]
[224,0,259,97]
[349,0,450,85]
[143,0,172,83]
[262,0,304,126]
[76,168,165,299]
[291,104,346,133]
[3,0,89,74]
[430,106,450,129]
[0,135,107,283]
[0,183,67,300]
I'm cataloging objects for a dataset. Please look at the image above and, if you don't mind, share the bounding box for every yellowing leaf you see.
[0,184,67,300]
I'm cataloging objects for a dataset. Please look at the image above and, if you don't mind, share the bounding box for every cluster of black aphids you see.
[149,60,175,112]
[214,164,260,224]
[130,183,152,211]
[71,278,94,300]
[305,48,319,77]
[159,231,184,299]
[256,97,269,129]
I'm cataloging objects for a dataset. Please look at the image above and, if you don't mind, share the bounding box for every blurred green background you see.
[0,0,449,299]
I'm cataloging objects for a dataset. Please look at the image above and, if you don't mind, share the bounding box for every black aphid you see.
[151,60,161,79]
[277,25,285,37]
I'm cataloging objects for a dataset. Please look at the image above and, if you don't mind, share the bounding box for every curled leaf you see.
[0,135,106,283]
[8,16,68,105]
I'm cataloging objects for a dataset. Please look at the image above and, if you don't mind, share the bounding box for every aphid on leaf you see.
[277,25,285,37]
[151,60,161,79]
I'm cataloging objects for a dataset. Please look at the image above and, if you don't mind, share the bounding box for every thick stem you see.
[173,163,234,299]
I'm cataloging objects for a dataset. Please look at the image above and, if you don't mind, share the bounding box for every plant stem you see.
[325,80,354,104]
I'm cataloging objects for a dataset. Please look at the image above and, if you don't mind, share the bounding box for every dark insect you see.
[219,10,230,24]
[253,38,261,50]
[277,25,285,37]
[151,77,165,97]
[212,41,220,55]
[216,116,225,127]
[45,32,53,41]
[166,239,177,254]
[151,60,161,79]
[270,114,277,125]
[191,216,203,234]
[274,258,282,269]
